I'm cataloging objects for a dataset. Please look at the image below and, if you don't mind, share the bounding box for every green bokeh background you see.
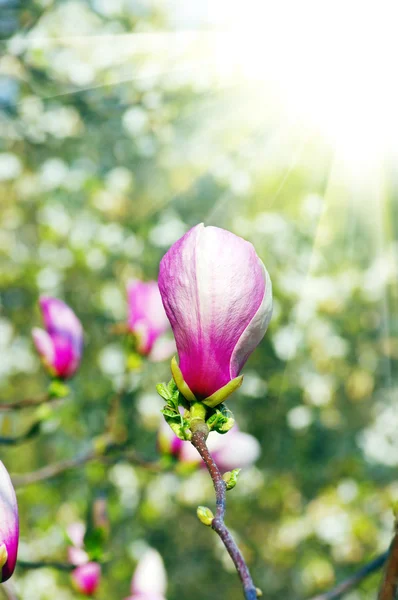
[1,2,398,599]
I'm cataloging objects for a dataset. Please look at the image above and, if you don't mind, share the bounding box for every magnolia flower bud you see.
[127,280,173,359]
[129,549,167,599]
[32,296,83,379]
[71,562,101,596]
[0,461,19,582]
[196,506,214,526]
[158,224,272,400]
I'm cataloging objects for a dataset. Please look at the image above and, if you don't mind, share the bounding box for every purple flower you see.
[71,562,101,596]
[0,461,19,583]
[127,280,172,358]
[32,296,83,379]
[158,224,272,400]
[125,548,167,600]
[160,424,260,473]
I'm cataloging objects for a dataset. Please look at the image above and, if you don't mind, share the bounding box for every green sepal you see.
[48,379,69,399]
[223,468,241,491]
[202,376,243,408]
[170,356,196,402]
[206,403,235,434]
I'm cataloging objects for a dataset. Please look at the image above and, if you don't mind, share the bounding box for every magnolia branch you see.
[309,551,388,600]
[11,438,160,488]
[190,429,258,600]
[0,421,42,446]
[0,394,52,411]
[17,560,74,572]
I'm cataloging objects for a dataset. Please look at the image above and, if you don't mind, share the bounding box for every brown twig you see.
[0,420,42,446]
[190,429,258,600]
[0,394,52,411]
[11,439,161,488]
[17,560,74,572]
[309,551,388,600]
[378,518,398,600]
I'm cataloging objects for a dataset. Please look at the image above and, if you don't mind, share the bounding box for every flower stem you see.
[190,430,258,600]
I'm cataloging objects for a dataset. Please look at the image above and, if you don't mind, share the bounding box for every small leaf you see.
[206,404,235,434]
[161,408,179,419]
[223,468,241,491]
[156,383,172,401]
[164,415,191,441]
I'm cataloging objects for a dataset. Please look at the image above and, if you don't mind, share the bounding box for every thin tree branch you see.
[0,420,42,446]
[11,439,161,487]
[17,560,74,572]
[190,430,258,600]
[0,394,52,411]
[308,551,388,600]
[378,519,398,600]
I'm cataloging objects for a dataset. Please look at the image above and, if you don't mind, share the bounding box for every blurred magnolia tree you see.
[1,1,398,599]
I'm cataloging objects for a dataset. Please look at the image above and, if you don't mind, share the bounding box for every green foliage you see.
[223,469,241,491]
[158,379,191,440]
[206,403,235,434]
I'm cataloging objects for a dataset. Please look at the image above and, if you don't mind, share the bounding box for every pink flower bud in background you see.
[32,296,83,379]
[71,562,101,596]
[159,425,260,473]
[67,522,89,567]
[157,417,184,458]
[125,548,167,600]
[127,280,173,358]
[158,224,272,399]
[0,461,19,582]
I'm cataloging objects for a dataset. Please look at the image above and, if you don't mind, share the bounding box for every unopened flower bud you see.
[0,461,19,582]
[196,506,214,526]
[32,296,83,379]
[159,224,272,403]
[71,562,101,596]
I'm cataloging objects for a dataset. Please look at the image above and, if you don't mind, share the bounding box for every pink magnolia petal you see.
[32,328,55,367]
[131,549,167,596]
[67,522,86,549]
[159,224,272,398]
[0,461,19,582]
[178,440,202,464]
[40,296,83,351]
[72,562,101,596]
[52,334,80,378]
[211,430,261,472]
[148,337,177,363]
[127,280,170,355]
[36,297,83,379]
[68,546,89,567]
[157,419,184,457]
